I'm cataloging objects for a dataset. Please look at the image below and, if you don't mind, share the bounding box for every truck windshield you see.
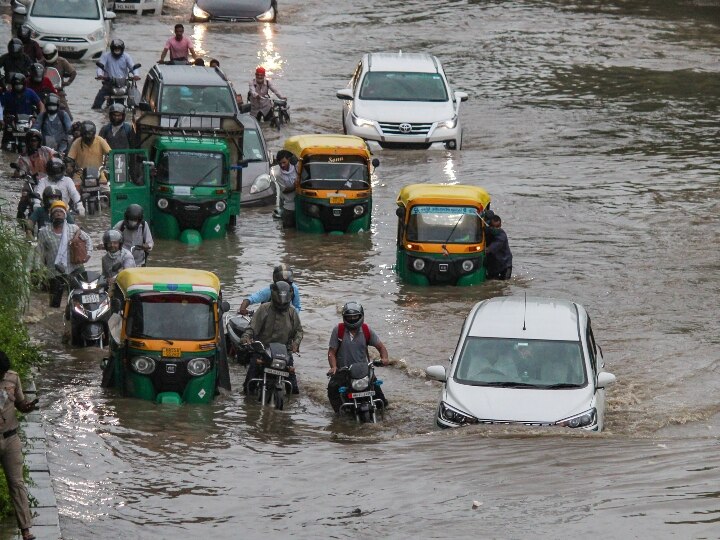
[31,0,100,19]
[126,294,215,341]
[156,151,225,187]
[300,157,369,190]
[359,72,449,102]
[160,85,236,115]
[406,206,483,244]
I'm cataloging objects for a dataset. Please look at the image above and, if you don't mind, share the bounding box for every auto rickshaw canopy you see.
[283,134,372,159]
[116,267,221,299]
[397,184,492,210]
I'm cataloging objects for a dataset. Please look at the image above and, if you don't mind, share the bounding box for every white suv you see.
[336,52,468,150]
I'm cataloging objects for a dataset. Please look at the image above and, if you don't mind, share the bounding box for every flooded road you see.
[2,0,720,537]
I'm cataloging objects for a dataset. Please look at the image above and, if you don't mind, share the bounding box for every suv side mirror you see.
[425,365,447,382]
[454,91,469,103]
[597,372,616,389]
[336,89,354,100]
[13,4,26,15]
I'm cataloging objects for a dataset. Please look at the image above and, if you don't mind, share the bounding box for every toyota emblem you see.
[399,123,412,134]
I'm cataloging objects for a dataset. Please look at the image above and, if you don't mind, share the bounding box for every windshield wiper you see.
[541,383,583,389]
[480,381,539,388]
[131,333,174,345]
[193,165,220,187]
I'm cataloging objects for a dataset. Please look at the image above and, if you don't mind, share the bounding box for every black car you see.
[191,0,277,22]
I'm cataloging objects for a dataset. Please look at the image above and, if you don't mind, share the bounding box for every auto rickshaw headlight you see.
[214,200,227,213]
[250,173,271,194]
[353,205,364,216]
[187,358,211,377]
[412,258,425,271]
[131,356,156,375]
[157,198,169,210]
[461,260,475,273]
[307,204,320,217]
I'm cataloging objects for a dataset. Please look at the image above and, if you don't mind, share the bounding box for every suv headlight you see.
[439,116,458,129]
[192,4,211,20]
[556,408,596,428]
[187,358,211,377]
[130,356,156,375]
[87,28,105,42]
[256,6,275,21]
[439,402,477,426]
[352,114,374,128]
[351,376,370,391]
[250,173,271,194]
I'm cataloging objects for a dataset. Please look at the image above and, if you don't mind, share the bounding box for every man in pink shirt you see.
[159,24,198,64]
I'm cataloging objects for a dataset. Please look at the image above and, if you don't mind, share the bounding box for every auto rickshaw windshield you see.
[300,157,370,190]
[126,293,215,340]
[406,205,483,244]
[156,151,226,187]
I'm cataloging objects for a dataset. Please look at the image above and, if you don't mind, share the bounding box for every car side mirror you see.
[395,207,405,219]
[138,102,151,112]
[221,301,230,313]
[425,365,447,382]
[596,372,616,389]
[105,11,116,20]
[455,91,469,103]
[13,4,26,15]
[336,89,354,100]
[371,158,380,168]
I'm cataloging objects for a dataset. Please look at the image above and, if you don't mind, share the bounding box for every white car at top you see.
[14,0,115,61]
[426,296,616,432]
[336,52,468,150]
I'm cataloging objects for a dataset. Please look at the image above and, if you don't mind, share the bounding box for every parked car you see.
[14,0,115,60]
[336,52,468,150]
[238,113,274,207]
[111,0,163,15]
[190,0,277,22]
[426,297,616,431]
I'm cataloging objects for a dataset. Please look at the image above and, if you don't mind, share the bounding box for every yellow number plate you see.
[330,197,345,205]
[162,347,182,358]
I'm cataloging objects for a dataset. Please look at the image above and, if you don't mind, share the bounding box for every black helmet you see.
[272,263,293,284]
[45,156,65,181]
[102,229,123,252]
[42,185,62,209]
[7,38,23,56]
[18,25,32,42]
[25,128,42,148]
[110,39,125,59]
[124,204,143,229]
[45,93,60,112]
[108,102,126,125]
[270,281,293,311]
[10,72,25,92]
[342,302,364,330]
[29,62,44,84]
[80,121,96,144]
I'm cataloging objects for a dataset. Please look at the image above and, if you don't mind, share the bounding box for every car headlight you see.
[306,203,320,217]
[187,357,211,377]
[192,4,211,19]
[439,402,477,426]
[351,376,370,391]
[256,6,275,21]
[353,205,364,216]
[250,173,271,194]
[439,116,458,129]
[157,198,169,210]
[556,408,596,428]
[130,356,156,375]
[87,28,105,42]
[412,258,425,271]
[214,200,227,213]
[352,114,374,128]
[461,259,474,273]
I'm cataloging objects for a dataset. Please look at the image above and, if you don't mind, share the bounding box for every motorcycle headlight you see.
[87,28,105,42]
[83,176,99,188]
[439,402,477,426]
[81,280,99,290]
[439,116,458,129]
[130,356,156,375]
[352,114,374,128]
[353,205,364,216]
[214,200,227,213]
[250,174,271,194]
[96,298,110,317]
[157,198,169,210]
[306,204,320,217]
[271,358,287,370]
[192,4,211,20]
[187,357,211,377]
[461,260,474,273]
[412,258,425,271]
[351,376,370,391]
[72,301,86,317]
[556,408,596,429]
[256,6,275,21]
[111,87,127,96]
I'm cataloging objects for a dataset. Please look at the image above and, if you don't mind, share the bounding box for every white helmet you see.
[42,43,58,63]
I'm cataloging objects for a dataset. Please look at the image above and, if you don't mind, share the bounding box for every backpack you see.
[337,323,371,343]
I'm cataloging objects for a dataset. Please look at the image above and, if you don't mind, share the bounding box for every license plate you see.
[56,46,75,53]
[81,294,100,303]
[162,347,182,358]
[329,197,345,205]
[114,4,136,9]
[264,368,288,377]
[350,390,375,398]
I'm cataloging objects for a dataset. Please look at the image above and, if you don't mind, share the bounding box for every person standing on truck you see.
[159,24,198,65]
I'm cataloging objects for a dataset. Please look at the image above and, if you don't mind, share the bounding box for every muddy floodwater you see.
[1,0,720,537]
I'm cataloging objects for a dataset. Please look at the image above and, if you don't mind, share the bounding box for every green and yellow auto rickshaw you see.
[395,184,491,286]
[283,134,378,234]
[102,267,231,404]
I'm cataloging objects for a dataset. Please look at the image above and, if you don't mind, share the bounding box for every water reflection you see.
[256,23,284,75]
[443,153,458,183]
[191,23,208,58]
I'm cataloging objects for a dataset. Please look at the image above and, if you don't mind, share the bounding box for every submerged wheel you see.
[274,390,284,410]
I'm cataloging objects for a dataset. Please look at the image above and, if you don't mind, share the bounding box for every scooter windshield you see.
[126,293,214,340]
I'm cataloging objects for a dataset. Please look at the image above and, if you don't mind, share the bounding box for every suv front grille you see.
[378,122,433,136]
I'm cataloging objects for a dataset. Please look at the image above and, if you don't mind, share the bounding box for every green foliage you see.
[0,216,33,314]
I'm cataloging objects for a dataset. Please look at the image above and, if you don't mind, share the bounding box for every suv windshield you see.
[300,156,370,190]
[31,0,100,19]
[243,129,266,162]
[454,337,588,388]
[160,85,236,115]
[406,206,483,244]
[359,72,448,102]
[127,294,215,341]
[156,151,225,187]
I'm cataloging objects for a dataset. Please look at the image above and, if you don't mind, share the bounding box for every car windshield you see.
[454,337,588,388]
[126,294,215,341]
[243,129,266,162]
[156,151,225,187]
[31,0,100,19]
[300,156,369,190]
[406,206,483,244]
[359,72,449,102]
[160,85,236,114]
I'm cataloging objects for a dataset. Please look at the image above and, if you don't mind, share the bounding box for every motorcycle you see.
[4,114,34,152]
[96,61,142,110]
[269,99,290,130]
[65,156,108,216]
[245,341,294,410]
[224,310,253,366]
[61,267,115,348]
[335,361,386,423]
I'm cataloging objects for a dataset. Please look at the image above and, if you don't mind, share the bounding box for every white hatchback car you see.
[426,297,616,432]
[15,0,115,61]
[336,52,468,150]
[111,0,163,15]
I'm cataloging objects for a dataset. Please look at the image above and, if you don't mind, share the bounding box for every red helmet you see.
[255,66,266,76]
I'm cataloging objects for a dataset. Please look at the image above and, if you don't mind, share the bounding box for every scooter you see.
[245,341,294,410]
[335,361,385,423]
[96,61,142,110]
[62,268,114,348]
[224,310,253,365]
[269,99,290,130]
[4,114,34,152]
